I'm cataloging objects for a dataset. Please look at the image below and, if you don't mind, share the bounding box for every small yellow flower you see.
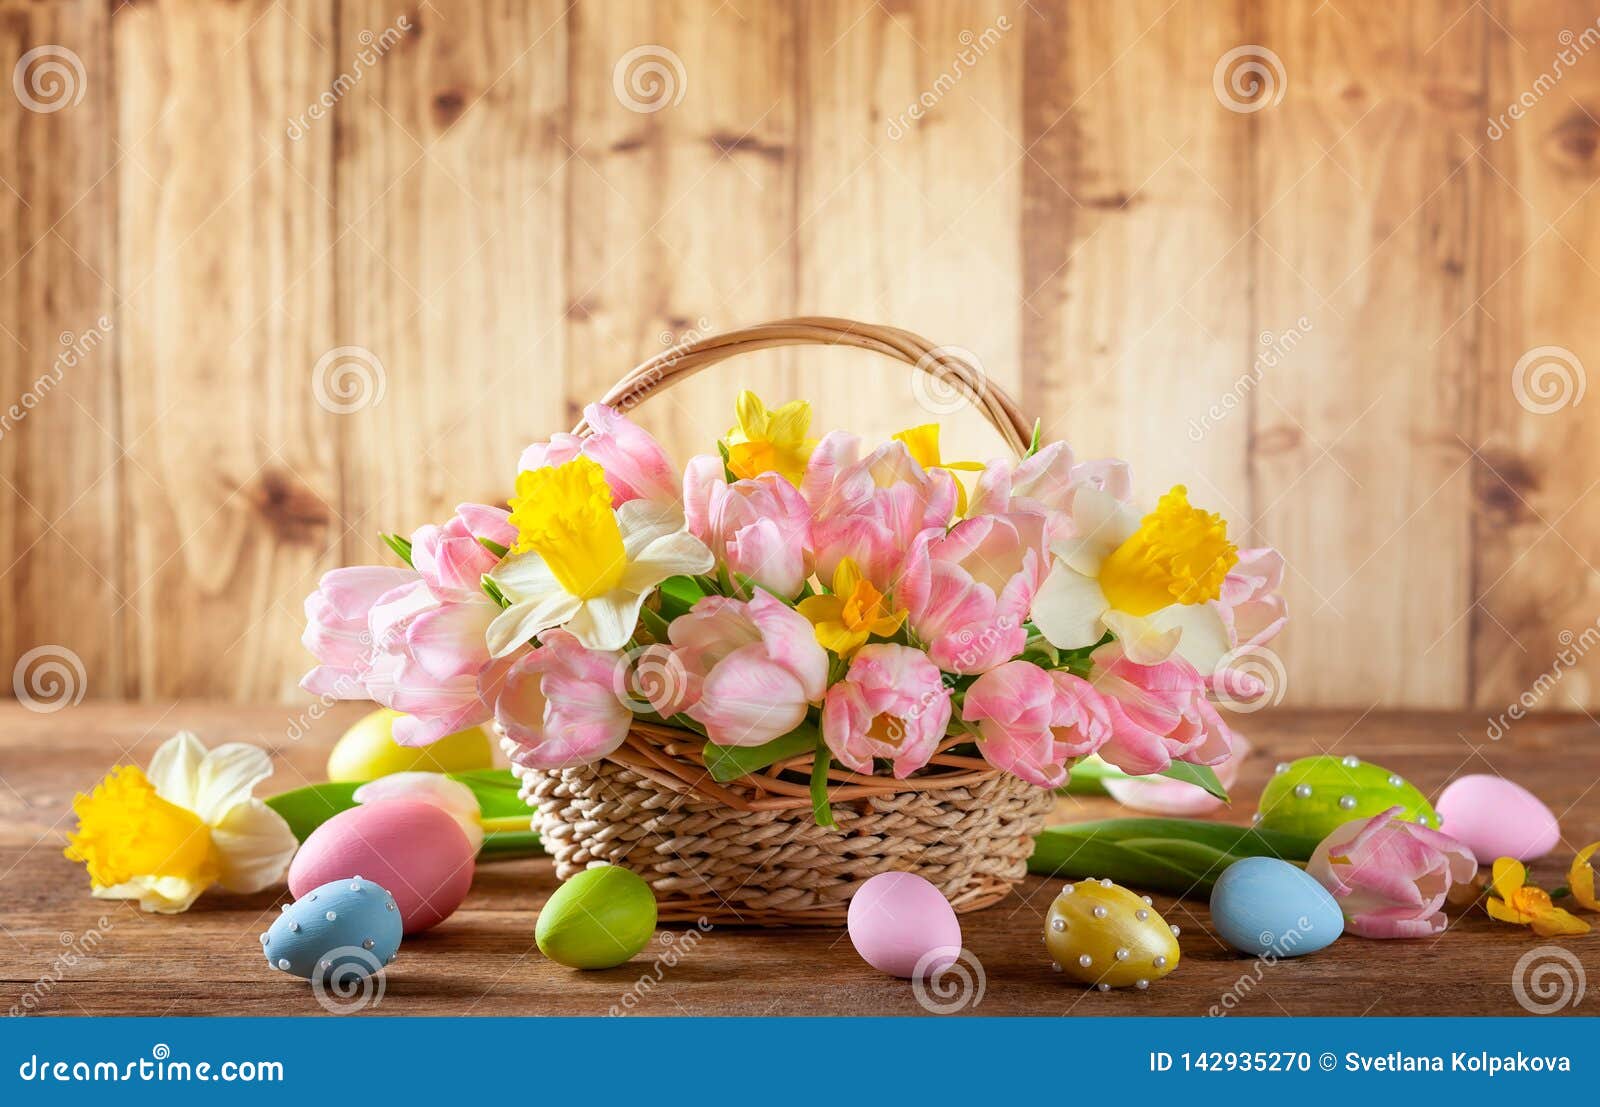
[797,557,906,658]
[63,732,297,914]
[892,423,984,514]
[724,391,815,485]
[1569,841,1600,911]
[1485,857,1590,937]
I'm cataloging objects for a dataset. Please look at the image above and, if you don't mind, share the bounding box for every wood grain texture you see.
[0,1,122,699]
[3,702,1595,1017]
[0,0,1596,713]
[114,0,340,700]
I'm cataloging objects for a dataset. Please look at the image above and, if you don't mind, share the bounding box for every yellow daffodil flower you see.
[724,391,815,485]
[490,457,713,654]
[1569,841,1600,911]
[797,557,906,658]
[892,423,985,514]
[1031,483,1238,667]
[64,732,297,914]
[1485,857,1590,936]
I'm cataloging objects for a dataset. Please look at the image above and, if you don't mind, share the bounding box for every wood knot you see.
[432,89,467,127]
[1546,110,1600,173]
[708,131,786,163]
[1476,447,1540,524]
[251,469,331,544]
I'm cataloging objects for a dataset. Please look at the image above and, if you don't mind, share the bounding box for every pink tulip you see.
[1103,735,1252,816]
[666,592,829,747]
[683,455,814,598]
[895,512,1046,673]
[518,402,678,506]
[1087,642,1234,775]
[1307,806,1478,939]
[802,434,957,589]
[493,629,633,769]
[969,442,1132,540]
[301,566,420,697]
[822,644,950,778]
[962,660,1111,788]
[409,503,515,594]
[1208,547,1289,701]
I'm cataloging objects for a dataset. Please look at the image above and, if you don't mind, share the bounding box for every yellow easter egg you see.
[326,708,494,781]
[1044,878,1180,991]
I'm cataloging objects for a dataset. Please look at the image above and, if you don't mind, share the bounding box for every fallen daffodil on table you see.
[1485,857,1590,937]
[63,731,298,913]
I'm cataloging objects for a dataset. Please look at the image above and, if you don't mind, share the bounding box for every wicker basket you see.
[509,317,1056,927]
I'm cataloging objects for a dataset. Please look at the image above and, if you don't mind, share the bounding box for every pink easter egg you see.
[847,872,961,979]
[289,798,475,933]
[1436,774,1560,862]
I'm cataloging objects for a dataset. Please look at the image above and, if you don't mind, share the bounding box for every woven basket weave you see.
[510,317,1055,927]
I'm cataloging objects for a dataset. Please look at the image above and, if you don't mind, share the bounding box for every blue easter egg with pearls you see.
[1209,857,1343,958]
[260,877,403,981]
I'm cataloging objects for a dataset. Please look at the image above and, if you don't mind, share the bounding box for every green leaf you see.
[716,438,737,482]
[637,604,671,644]
[477,535,509,558]
[481,574,511,609]
[447,768,528,821]
[381,532,415,567]
[658,574,706,620]
[1157,760,1229,802]
[1025,417,1043,458]
[703,724,817,782]
[480,829,543,857]
[265,781,363,843]
[810,739,836,829]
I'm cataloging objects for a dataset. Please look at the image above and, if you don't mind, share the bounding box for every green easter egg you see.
[536,865,657,970]
[1256,755,1439,839]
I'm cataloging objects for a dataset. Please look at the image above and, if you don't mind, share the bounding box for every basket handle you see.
[575,316,1033,456]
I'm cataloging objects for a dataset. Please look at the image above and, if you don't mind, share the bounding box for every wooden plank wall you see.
[0,0,1596,716]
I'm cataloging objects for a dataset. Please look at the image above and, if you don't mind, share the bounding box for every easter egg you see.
[326,707,493,782]
[261,877,403,981]
[290,798,474,934]
[1209,856,1343,957]
[1256,755,1438,838]
[1045,879,1180,991]
[1436,774,1559,861]
[847,872,962,979]
[536,865,658,970]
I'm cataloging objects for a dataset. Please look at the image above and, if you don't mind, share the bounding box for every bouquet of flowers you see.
[302,388,1286,825]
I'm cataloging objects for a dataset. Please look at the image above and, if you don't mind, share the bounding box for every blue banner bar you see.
[4,1017,1592,1102]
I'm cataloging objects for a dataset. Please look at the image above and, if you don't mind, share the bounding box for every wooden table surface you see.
[3,703,1596,1017]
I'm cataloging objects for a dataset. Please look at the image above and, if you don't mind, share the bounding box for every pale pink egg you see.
[289,798,475,933]
[846,872,961,979]
[1436,774,1560,862]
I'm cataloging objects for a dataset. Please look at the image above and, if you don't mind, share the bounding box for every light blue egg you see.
[260,877,403,981]
[1209,857,1343,957]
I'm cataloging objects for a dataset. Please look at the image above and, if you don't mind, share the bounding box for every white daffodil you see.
[1031,483,1236,668]
[487,457,714,654]
[63,731,298,914]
